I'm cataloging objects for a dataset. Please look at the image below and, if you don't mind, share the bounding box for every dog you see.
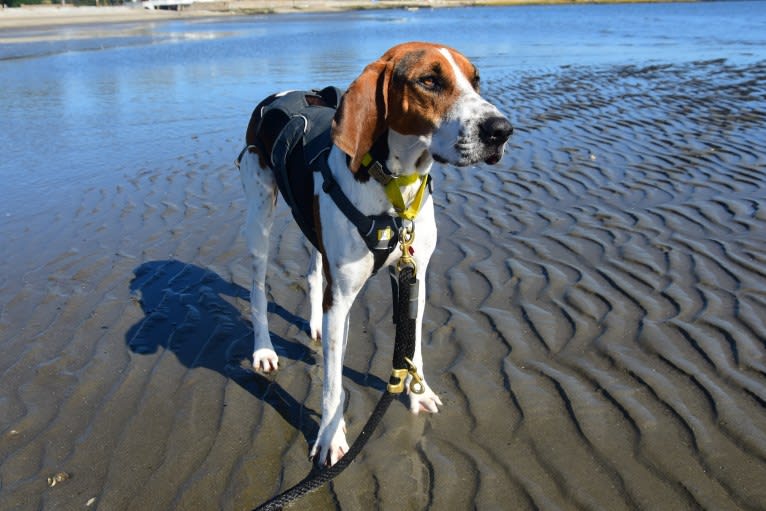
[238,42,512,467]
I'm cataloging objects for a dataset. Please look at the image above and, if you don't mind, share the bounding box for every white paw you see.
[309,322,321,343]
[310,419,348,467]
[408,383,443,414]
[253,348,278,373]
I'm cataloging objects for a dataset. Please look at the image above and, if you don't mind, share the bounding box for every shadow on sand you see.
[125,259,387,446]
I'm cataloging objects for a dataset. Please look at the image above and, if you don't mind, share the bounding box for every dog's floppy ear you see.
[332,59,392,172]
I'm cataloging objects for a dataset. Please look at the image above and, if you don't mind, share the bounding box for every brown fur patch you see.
[386,44,472,136]
[332,59,391,172]
[332,42,480,169]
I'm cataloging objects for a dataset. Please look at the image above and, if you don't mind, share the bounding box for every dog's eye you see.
[418,75,440,91]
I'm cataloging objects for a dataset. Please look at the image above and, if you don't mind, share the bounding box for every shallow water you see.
[1,1,766,216]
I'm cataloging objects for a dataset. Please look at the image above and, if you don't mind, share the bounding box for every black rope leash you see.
[253,265,420,511]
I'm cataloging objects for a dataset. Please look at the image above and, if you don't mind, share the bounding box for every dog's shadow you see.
[125,259,386,446]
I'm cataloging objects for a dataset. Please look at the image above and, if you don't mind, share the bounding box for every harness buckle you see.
[369,161,393,185]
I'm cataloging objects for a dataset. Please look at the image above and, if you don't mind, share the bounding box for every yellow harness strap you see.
[361,153,429,222]
[385,174,429,222]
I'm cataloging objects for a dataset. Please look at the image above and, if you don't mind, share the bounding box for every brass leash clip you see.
[397,225,416,274]
[387,358,426,395]
[387,368,408,394]
[404,357,425,395]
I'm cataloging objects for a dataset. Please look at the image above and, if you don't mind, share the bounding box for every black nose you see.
[479,116,513,145]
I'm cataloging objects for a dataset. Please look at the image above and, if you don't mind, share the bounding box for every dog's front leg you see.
[310,287,357,466]
[309,246,373,466]
[407,267,444,414]
[406,203,443,414]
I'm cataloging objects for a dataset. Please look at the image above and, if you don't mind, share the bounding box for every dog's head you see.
[332,41,512,171]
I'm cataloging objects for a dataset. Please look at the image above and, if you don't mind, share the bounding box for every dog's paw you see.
[253,348,279,373]
[310,420,348,467]
[408,384,443,414]
[309,322,321,343]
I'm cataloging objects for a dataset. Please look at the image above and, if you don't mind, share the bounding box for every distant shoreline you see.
[0,0,696,30]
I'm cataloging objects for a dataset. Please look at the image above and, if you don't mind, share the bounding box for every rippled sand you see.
[2,59,766,510]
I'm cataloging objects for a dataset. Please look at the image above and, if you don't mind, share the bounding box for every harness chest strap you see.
[359,152,430,222]
[386,174,429,222]
[318,148,431,274]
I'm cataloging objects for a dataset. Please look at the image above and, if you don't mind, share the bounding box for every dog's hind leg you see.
[307,249,323,342]
[239,151,279,373]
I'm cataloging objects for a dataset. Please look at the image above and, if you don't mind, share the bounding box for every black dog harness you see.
[237,87,428,274]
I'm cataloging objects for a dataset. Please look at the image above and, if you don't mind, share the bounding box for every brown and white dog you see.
[238,42,512,466]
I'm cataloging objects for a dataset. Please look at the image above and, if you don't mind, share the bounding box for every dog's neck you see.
[329,129,434,218]
[385,130,434,177]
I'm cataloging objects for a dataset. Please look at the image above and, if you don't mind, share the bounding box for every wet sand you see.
[2,59,766,509]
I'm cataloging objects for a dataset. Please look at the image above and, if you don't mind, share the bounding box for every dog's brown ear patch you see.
[332,60,391,172]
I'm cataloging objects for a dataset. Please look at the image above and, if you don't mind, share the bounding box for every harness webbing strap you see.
[319,163,374,237]
[359,151,430,222]
[384,174,429,222]
[318,159,401,274]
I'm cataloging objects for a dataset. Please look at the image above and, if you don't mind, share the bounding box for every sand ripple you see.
[2,59,766,510]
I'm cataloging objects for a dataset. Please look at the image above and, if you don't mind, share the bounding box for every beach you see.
[0,0,696,30]
[0,1,577,30]
[2,3,766,510]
